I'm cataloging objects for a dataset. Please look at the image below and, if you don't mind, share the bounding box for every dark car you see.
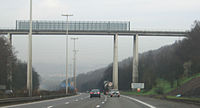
[90,89,101,98]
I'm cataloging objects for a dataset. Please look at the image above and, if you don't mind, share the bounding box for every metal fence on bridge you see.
[16,20,130,31]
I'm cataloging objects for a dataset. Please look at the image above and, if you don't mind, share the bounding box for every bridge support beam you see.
[132,34,139,85]
[113,34,118,90]
[7,33,12,90]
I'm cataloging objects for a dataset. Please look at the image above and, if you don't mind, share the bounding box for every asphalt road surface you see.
[1,93,199,108]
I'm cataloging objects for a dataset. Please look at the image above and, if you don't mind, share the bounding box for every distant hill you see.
[76,67,106,91]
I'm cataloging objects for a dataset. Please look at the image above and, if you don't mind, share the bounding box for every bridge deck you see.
[0,29,188,37]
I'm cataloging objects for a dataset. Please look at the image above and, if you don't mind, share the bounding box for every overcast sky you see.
[0,0,199,88]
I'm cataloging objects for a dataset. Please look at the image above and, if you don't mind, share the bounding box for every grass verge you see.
[165,96,200,105]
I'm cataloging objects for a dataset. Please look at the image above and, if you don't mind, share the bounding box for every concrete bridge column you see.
[7,33,12,90]
[8,33,12,44]
[113,34,118,90]
[132,34,139,84]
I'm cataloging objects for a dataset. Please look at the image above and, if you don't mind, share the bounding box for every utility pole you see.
[61,14,73,94]
[71,37,78,91]
[70,64,72,86]
[27,0,33,97]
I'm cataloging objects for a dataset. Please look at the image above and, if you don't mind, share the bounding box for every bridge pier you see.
[8,33,12,44]
[7,33,12,90]
[132,34,139,84]
[113,34,118,90]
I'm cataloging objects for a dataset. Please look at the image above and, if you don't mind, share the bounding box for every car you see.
[5,90,13,96]
[90,89,101,98]
[110,89,120,97]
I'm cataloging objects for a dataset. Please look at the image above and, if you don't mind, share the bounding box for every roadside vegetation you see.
[121,73,200,95]
[0,36,40,98]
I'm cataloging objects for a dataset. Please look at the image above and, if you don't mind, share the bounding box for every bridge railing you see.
[16,20,130,31]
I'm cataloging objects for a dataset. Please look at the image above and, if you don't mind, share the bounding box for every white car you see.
[109,89,120,97]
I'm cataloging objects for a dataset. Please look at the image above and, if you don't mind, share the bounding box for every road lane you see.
[55,95,105,108]
[49,94,105,108]
[103,95,150,108]
[102,95,200,108]
[124,95,200,108]
[1,93,200,108]
[1,94,86,108]
[122,95,156,108]
[1,93,106,108]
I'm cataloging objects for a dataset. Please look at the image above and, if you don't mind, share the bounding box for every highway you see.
[1,93,199,108]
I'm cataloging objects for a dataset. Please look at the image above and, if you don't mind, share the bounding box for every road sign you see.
[108,82,113,87]
[131,83,144,89]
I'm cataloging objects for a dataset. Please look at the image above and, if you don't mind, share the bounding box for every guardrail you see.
[0,94,74,105]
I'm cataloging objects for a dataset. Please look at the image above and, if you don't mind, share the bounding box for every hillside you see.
[76,67,106,91]
[75,21,200,96]
[169,76,200,97]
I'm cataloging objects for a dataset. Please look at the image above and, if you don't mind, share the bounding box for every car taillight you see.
[90,92,94,94]
[97,92,100,94]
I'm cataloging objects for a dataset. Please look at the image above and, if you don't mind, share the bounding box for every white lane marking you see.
[47,106,53,108]
[83,96,89,99]
[102,102,105,104]
[74,99,78,102]
[104,95,107,102]
[3,95,80,108]
[65,102,69,104]
[96,105,101,108]
[122,95,156,108]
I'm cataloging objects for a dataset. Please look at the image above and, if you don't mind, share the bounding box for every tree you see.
[0,36,16,89]
[0,36,40,92]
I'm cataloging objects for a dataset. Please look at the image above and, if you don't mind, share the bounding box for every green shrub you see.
[155,87,164,94]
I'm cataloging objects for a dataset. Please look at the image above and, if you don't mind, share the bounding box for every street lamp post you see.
[27,0,33,97]
[62,14,73,94]
[71,37,78,91]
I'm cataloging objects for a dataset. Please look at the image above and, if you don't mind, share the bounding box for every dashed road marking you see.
[102,101,105,104]
[65,102,69,104]
[47,106,53,108]
[122,95,156,108]
[96,105,101,108]
[104,95,107,102]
